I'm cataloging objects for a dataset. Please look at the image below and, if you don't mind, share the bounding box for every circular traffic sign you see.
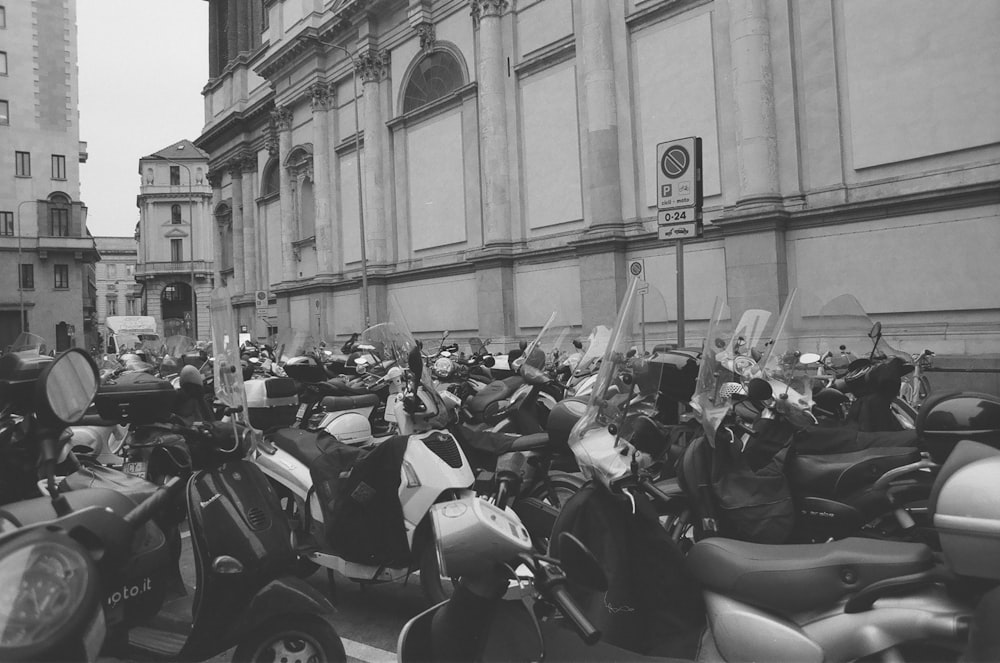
[660,145,690,179]
[629,261,643,276]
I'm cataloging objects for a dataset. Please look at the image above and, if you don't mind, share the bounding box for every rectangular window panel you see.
[170,166,180,186]
[0,100,8,125]
[54,264,69,289]
[171,238,183,262]
[50,208,69,236]
[107,263,117,279]
[19,264,33,289]
[51,154,66,180]
[14,151,29,177]
[0,7,6,29]
[0,211,12,236]
[126,298,137,315]
[106,296,117,316]
[0,51,6,75]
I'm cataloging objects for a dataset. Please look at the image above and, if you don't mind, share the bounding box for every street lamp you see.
[306,34,370,328]
[149,155,198,337]
[15,200,34,333]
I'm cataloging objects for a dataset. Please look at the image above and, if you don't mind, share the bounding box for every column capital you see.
[239,151,258,173]
[227,159,244,178]
[356,48,390,83]
[271,106,293,131]
[471,0,508,27]
[309,81,334,112]
[206,169,224,188]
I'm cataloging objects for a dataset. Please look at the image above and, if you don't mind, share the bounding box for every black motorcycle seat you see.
[466,377,521,416]
[0,487,138,526]
[313,378,370,397]
[269,428,330,466]
[688,536,934,616]
[457,427,549,456]
[797,425,919,454]
[322,393,380,412]
[788,447,922,497]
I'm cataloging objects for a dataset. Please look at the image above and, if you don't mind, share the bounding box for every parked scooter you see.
[400,277,999,662]
[0,294,347,662]
[252,303,476,604]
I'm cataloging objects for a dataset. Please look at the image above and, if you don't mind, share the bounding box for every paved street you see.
[100,532,419,663]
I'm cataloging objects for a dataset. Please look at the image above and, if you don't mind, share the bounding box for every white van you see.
[105,316,160,355]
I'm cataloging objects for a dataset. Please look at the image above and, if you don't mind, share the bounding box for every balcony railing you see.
[135,260,214,279]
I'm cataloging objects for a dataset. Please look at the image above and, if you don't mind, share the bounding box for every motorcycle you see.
[0,292,347,663]
[398,276,1000,662]
[252,298,476,604]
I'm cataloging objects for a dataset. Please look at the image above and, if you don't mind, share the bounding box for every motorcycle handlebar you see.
[547,582,601,645]
[123,476,181,529]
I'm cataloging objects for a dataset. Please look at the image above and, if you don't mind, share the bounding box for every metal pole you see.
[15,200,33,333]
[326,42,370,328]
[151,156,197,337]
[676,240,685,348]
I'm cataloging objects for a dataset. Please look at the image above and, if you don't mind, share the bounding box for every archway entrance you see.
[161,282,194,336]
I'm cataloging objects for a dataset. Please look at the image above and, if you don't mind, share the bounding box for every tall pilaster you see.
[207,170,223,287]
[472,0,512,245]
[356,48,389,265]
[240,152,258,292]
[310,82,335,274]
[729,0,780,205]
[580,0,622,228]
[272,107,296,282]
[226,0,239,61]
[228,160,246,294]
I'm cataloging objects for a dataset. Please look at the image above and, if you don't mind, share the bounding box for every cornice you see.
[138,192,213,201]
[625,0,713,32]
[194,97,276,154]
[514,36,575,78]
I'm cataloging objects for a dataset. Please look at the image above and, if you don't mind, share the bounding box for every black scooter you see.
[0,346,347,662]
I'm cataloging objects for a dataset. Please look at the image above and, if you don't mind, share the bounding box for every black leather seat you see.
[797,425,919,454]
[322,393,380,412]
[0,487,138,526]
[687,536,933,616]
[466,377,521,416]
[788,446,922,497]
[269,428,330,467]
[312,378,371,397]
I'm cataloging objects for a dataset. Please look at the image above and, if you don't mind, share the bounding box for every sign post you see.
[656,137,702,347]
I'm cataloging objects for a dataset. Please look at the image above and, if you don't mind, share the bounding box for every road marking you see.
[343,637,396,663]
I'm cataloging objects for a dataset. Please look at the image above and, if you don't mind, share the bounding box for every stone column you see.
[207,170,223,286]
[729,0,780,205]
[580,0,622,229]
[240,152,258,292]
[228,160,246,294]
[310,81,335,275]
[272,107,296,282]
[472,0,512,245]
[356,48,389,265]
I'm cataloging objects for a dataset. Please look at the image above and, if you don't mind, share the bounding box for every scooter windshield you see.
[759,289,826,416]
[691,299,773,444]
[567,278,671,488]
[573,325,612,377]
[817,294,910,368]
[209,287,247,413]
[520,310,575,373]
[8,332,48,356]
[163,335,197,359]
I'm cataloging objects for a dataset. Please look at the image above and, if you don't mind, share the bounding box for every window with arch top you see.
[171,204,182,224]
[402,50,465,114]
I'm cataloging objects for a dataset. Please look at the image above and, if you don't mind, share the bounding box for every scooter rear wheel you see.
[231,614,346,663]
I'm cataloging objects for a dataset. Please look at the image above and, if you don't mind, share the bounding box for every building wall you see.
[0,0,97,351]
[198,0,1000,355]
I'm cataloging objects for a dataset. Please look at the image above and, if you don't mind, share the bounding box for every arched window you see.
[171,204,182,224]
[402,50,465,114]
[261,159,280,197]
[48,192,71,237]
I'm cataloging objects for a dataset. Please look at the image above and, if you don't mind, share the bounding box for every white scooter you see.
[250,320,475,605]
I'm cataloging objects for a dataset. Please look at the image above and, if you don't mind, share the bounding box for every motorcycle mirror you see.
[35,349,99,425]
[798,352,821,365]
[482,355,496,367]
[521,363,549,387]
[869,321,882,340]
[630,416,668,456]
[746,377,773,402]
[442,330,450,341]
[556,532,608,592]
[408,347,424,380]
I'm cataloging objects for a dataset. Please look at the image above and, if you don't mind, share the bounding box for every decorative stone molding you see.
[265,117,279,157]
[240,151,258,174]
[415,22,436,51]
[206,170,223,188]
[227,159,244,178]
[271,106,293,132]
[309,81,333,112]
[356,48,390,83]
[471,0,508,26]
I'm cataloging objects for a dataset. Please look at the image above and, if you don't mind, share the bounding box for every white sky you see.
[78,0,208,237]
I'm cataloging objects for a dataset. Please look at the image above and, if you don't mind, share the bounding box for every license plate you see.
[124,461,147,479]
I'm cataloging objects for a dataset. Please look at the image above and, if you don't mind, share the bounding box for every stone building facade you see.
[196,0,1000,355]
[0,0,99,352]
[94,236,141,345]
[135,141,215,340]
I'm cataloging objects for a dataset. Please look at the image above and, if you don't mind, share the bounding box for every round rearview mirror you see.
[482,355,496,367]
[747,377,774,402]
[35,348,99,425]
[798,352,822,365]
[869,322,882,339]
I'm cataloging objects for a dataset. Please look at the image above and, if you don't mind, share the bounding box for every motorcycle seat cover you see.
[0,487,138,525]
[688,536,933,616]
[466,378,520,415]
[788,446,922,497]
[315,378,370,397]
[269,427,330,467]
[797,425,919,454]
[458,428,549,456]
[322,393,380,412]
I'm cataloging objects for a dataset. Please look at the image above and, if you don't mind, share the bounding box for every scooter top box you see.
[245,377,298,430]
[94,371,177,424]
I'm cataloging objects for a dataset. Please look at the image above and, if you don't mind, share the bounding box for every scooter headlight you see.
[0,539,93,650]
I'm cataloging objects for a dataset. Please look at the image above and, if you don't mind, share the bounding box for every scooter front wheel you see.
[231,614,346,663]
